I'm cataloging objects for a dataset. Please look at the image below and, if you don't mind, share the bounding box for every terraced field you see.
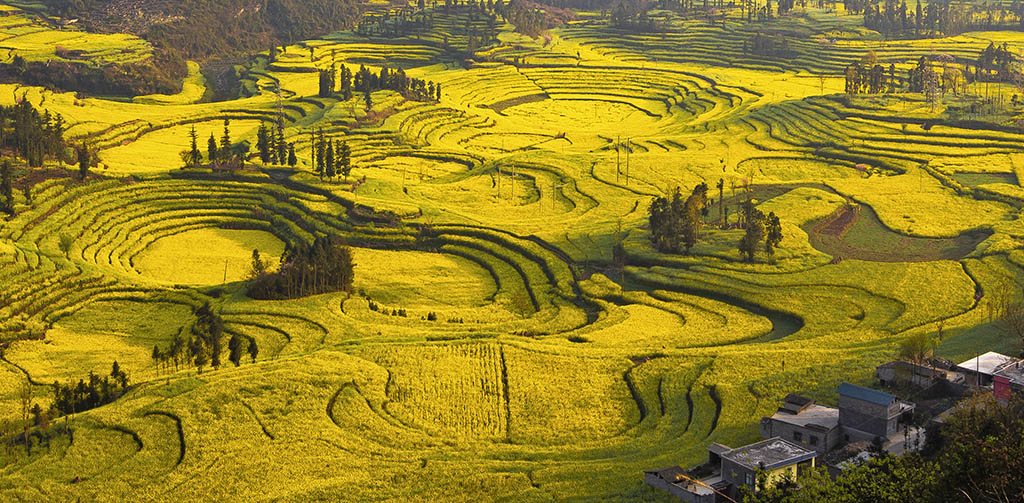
[2,3,1024,502]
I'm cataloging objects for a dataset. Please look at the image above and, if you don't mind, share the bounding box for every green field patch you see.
[134,228,284,286]
[806,203,992,262]
[952,172,1018,188]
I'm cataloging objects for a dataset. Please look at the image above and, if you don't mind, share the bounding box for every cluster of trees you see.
[0,52,188,98]
[1,161,12,215]
[0,101,68,167]
[737,200,783,263]
[185,119,286,169]
[247,237,355,300]
[741,394,1024,503]
[744,33,793,58]
[45,0,360,62]
[51,362,129,417]
[855,0,998,38]
[844,52,898,94]
[648,184,709,254]
[609,4,661,32]
[310,130,352,181]
[151,303,258,373]
[505,0,551,38]
[319,64,441,109]
[256,122,297,166]
[976,42,1017,83]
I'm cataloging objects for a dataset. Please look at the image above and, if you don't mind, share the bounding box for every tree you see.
[738,200,767,262]
[1,160,12,215]
[340,65,353,100]
[275,122,287,165]
[340,142,352,180]
[364,89,373,111]
[996,281,1024,354]
[219,119,231,161]
[228,334,243,367]
[58,232,73,257]
[247,338,259,363]
[188,125,201,167]
[325,140,336,180]
[257,123,270,164]
[76,141,91,180]
[765,211,783,255]
[315,132,326,180]
[287,143,297,167]
[716,177,725,225]
[248,249,267,280]
[681,183,708,254]
[19,379,31,454]
[207,133,218,163]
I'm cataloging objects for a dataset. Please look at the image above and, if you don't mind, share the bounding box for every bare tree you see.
[994,280,1024,353]
[19,379,31,455]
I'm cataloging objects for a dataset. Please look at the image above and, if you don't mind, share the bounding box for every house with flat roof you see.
[645,438,816,501]
[838,382,914,440]
[957,352,1019,386]
[760,394,841,454]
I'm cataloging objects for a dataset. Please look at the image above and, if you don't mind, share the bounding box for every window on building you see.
[810,435,819,446]
[793,431,803,442]
[745,473,753,487]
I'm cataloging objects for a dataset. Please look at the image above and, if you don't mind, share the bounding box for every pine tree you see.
[228,335,243,367]
[247,338,259,363]
[340,65,353,100]
[738,200,767,262]
[207,133,218,163]
[364,89,373,111]
[325,140,336,180]
[765,211,783,255]
[257,123,270,164]
[77,141,90,180]
[340,142,352,180]
[287,143,297,167]
[219,119,231,161]
[188,125,201,167]
[275,122,287,165]
[315,132,326,180]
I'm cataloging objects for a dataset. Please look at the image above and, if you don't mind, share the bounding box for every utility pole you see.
[616,135,621,182]
[223,259,229,283]
[625,138,630,185]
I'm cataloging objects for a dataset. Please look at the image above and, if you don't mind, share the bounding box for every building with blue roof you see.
[838,382,915,439]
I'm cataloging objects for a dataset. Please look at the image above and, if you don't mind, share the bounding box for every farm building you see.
[758,383,917,456]
[875,360,965,388]
[645,438,817,502]
[838,382,915,440]
[993,359,1024,402]
[760,394,841,454]
[956,352,1020,386]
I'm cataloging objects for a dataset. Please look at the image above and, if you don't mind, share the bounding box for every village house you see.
[648,383,919,501]
[992,358,1024,401]
[837,382,915,441]
[956,352,1019,386]
[645,438,817,502]
[759,394,841,454]
[875,359,965,389]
